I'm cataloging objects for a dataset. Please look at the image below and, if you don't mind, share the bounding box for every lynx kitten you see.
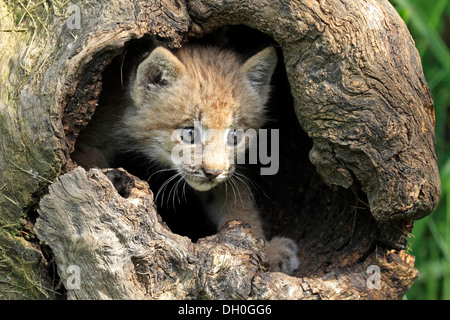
[74,45,300,274]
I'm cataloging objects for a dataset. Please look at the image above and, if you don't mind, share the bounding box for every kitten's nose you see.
[202,167,223,179]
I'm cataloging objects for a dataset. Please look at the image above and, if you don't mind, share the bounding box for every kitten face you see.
[124,46,277,191]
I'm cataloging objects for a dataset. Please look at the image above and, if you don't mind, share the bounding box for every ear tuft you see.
[241,46,278,88]
[135,47,186,88]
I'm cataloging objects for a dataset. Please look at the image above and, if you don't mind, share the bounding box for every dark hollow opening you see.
[70,25,383,278]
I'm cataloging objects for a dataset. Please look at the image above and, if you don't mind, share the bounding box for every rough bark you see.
[0,0,439,299]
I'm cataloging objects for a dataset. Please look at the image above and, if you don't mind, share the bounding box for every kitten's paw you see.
[265,236,300,275]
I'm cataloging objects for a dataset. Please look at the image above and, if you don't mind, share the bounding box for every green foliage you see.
[391,0,450,300]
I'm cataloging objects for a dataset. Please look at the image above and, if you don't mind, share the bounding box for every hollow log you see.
[0,0,439,299]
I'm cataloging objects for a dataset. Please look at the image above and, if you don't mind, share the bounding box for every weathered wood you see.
[0,0,439,299]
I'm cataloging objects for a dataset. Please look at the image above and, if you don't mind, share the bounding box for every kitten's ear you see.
[241,46,278,88]
[135,47,186,88]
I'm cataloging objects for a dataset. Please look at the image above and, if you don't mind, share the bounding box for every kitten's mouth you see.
[185,177,222,192]
[180,167,231,192]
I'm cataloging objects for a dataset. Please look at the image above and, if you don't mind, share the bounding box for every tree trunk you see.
[0,0,439,299]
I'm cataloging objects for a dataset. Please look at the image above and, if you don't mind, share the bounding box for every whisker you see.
[233,173,256,204]
[166,176,176,209]
[182,180,188,203]
[229,176,244,206]
[228,178,237,205]
[147,168,177,182]
[170,175,185,210]
[167,177,176,208]
[223,180,228,210]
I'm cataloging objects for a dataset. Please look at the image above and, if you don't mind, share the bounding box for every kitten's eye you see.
[180,127,200,144]
[227,129,244,146]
